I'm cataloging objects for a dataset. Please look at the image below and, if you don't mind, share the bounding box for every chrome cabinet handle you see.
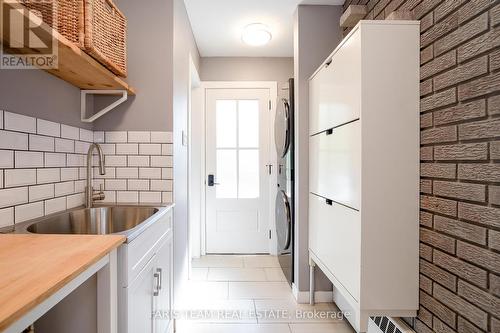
[153,272,160,296]
[157,268,162,290]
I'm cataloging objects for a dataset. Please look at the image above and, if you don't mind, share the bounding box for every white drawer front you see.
[125,209,172,286]
[310,120,361,210]
[309,193,361,301]
[309,29,361,135]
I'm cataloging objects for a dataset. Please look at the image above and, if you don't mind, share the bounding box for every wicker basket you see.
[84,0,127,77]
[21,0,127,77]
[20,0,85,49]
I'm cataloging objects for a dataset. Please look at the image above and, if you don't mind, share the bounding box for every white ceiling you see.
[184,0,345,57]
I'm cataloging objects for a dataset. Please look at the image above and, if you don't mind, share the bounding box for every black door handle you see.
[208,174,220,186]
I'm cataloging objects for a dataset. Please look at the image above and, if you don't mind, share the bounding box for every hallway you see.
[176,255,354,333]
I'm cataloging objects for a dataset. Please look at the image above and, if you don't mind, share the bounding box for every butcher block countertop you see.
[0,234,125,331]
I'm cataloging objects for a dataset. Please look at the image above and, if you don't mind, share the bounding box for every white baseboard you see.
[291,283,333,304]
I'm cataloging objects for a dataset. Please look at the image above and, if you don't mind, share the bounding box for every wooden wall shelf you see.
[0,0,135,95]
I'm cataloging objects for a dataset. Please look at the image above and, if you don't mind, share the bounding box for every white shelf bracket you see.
[81,90,128,123]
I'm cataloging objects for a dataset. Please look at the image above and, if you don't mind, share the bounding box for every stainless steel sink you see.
[26,206,159,235]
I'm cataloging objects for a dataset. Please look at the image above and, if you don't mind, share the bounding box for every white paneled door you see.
[206,88,271,254]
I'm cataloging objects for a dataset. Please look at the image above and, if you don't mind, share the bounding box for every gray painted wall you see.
[172,0,201,305]
[200,57,293,88]
[0,68,92,129]
[294,5,343,292]
[93,0,175,131]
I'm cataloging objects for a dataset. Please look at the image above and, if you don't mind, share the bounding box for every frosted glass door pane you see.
[238,100,259,148]
[216,100,237,148]
[216,150,237,198]
[238,150,259,198]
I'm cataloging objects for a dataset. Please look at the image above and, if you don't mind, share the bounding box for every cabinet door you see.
[309,193,361,301]
[127,255,156,333]
[155,232,173,333]
[309,120,361,210]
[309,28,361,136]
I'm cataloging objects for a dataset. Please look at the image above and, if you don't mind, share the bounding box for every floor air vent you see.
[368,317,415,333]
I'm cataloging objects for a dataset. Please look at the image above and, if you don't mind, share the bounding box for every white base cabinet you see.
[118,207,174,333]
[308,21,420,332]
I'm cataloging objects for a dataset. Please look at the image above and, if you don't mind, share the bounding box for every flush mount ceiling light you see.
[242,23,272,46]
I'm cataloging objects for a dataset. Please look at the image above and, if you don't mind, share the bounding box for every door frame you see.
[196,81,278,256]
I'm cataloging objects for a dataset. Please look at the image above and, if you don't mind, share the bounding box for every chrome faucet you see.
[86,143,106,208]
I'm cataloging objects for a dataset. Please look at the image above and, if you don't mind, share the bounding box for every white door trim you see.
[198,81,278,255]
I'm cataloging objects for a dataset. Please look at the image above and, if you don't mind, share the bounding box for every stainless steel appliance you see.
[274,78,294,286]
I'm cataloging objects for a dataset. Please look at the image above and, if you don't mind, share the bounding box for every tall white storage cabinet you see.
[308,21,420,332]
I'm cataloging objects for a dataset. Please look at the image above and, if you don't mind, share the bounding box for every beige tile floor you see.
[176,255,354,333]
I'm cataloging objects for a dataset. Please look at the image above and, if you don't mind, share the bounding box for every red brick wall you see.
[342,0,500,332]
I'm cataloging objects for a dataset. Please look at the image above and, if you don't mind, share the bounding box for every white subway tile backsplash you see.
[67,154,85,167]
[61,125,80,140]
[116,167,139,179]
[37,168,60,184]
[162,192,173,203]
[55,138,74,153]
[128,131,151,143]
[128,179,149,191]
[15,202,44,223]
[0,187,28,208]
[139,144,161,155]
[128,156,149,167]
[117,191,139,203]
[80,129,93,142]
[102,191,116,203]
[139,168,161,179]
[61,168,79,181]
[5,169,37,188]
[0,207,14,228]
[140,191,161,203]
[105,179,127,191]
[105,155,127,167]
[0,150,14,168]
[45,197,67,215]
[162,168,173,180]
[75,141,91,154]
[55,181,74,196]
[100,144,116,155]
[44,153,66,168]
[162,144,173,155]
[94,131,105,143]
[151,131,173,143]
[29,184,55,202]
[15,151,44,168]
[151,180,173,191]
[75,180,86,193]
[67,193,84,209]
[151,156,173,167]
[0,116,174,223]
[116,143,138,155]
[37,119,60,137]
[0,130,28,150]
[4,112,36,133]
[106,131,127,143]
[29,134,55,152]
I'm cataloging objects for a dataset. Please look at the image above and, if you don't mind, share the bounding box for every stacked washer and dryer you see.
[274,78,295,286]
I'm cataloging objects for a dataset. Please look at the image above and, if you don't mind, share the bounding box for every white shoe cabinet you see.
[308,20,420,332]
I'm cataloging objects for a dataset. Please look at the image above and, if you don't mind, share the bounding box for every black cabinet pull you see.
[326,129,333,135]
[325,199,333,206]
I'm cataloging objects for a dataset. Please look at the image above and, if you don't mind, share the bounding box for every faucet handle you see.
[92,184,105,201]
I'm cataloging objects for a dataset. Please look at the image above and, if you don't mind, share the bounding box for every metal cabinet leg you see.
[309,258,316,305]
